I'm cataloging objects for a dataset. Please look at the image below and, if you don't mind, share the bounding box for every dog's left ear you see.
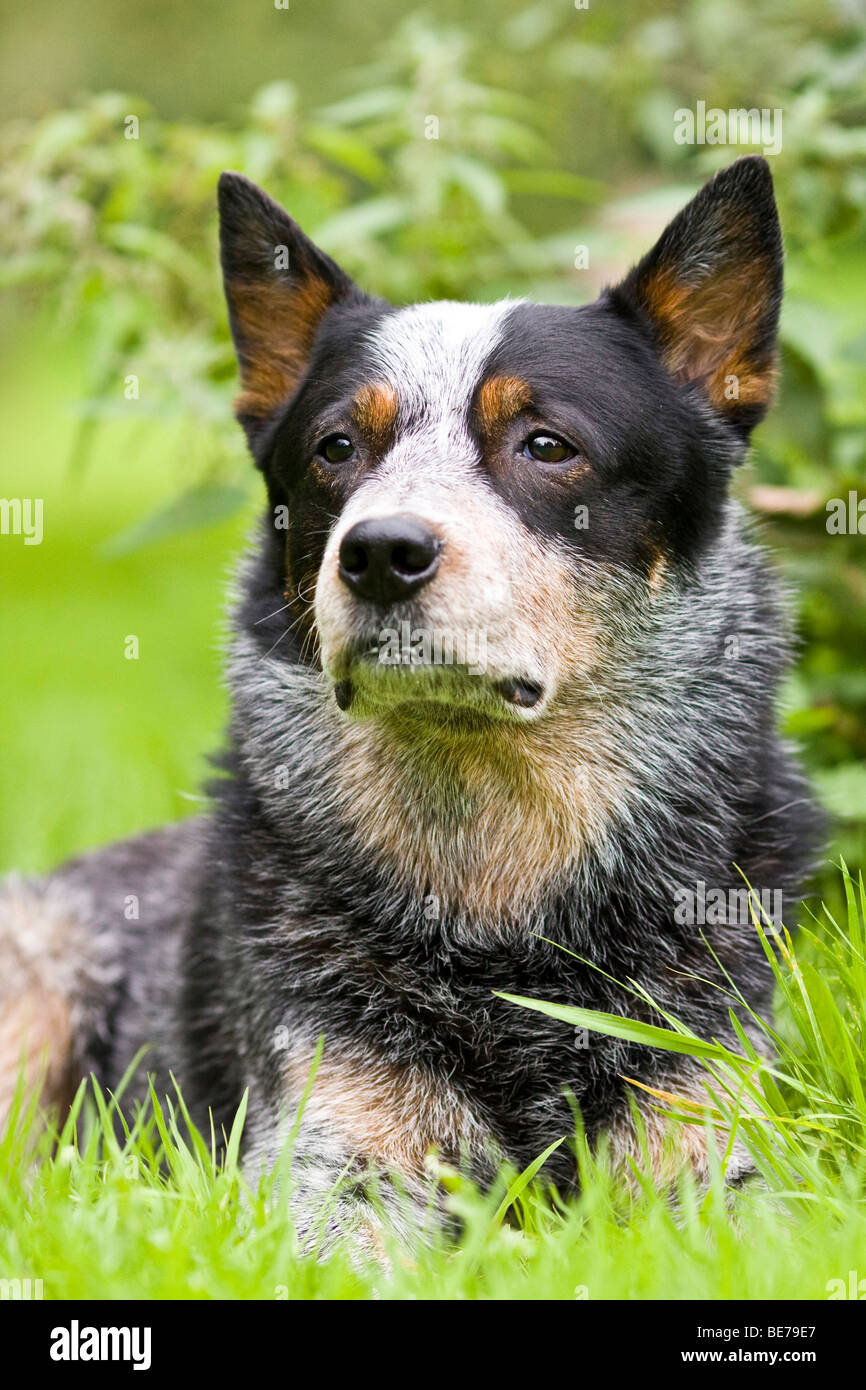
[218,172,359,439]
[610,156,782,436]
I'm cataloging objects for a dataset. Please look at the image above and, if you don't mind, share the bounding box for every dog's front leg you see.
[289,1148,441,1261]
[250,1044,496,1258]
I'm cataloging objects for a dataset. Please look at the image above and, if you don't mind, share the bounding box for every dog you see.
[0,155,821,1248]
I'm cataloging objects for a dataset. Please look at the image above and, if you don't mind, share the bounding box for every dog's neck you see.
[230,624,633,923]
[326,698,632,921]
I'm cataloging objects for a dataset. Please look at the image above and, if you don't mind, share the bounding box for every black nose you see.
[338,515,442,605]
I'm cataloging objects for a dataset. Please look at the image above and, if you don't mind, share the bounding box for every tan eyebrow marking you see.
[352,381,399,452]
[476,374,532,436]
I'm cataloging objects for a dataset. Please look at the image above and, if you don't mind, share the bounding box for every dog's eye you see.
[317,433,355,464]
[522,432,575,464]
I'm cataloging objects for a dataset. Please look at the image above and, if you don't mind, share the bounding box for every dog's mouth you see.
[492,677,545,709]
[328,643,546,721]
[334,673,544,713]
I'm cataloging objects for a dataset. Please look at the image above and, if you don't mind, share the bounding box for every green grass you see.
[3,323,866,1300]
[0,1123,864,1301]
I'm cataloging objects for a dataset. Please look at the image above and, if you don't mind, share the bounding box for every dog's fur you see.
[1,156,821,1245]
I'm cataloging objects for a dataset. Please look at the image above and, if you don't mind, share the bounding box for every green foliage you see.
[0,24,597,501]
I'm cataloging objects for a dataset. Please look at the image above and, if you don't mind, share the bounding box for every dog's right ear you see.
[609,156,783,438]
[218,172,358,440]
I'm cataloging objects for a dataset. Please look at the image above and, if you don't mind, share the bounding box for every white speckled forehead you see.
[364,299,518,437]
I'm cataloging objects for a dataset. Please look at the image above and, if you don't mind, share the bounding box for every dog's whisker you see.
[254,602,292,625]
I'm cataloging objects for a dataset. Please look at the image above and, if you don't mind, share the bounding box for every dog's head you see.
[219,157,782,727]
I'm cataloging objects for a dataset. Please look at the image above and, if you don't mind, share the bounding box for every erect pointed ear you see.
[218,172,358,438]
[610,156,783,436]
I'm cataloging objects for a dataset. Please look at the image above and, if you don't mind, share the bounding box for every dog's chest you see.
[261,912,629,1173]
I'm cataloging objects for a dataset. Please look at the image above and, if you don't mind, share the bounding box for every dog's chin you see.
[324,651,548,726]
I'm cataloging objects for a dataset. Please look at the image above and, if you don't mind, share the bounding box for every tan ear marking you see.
[615,159,783,428]
[230,274,336,422]
[644,259,777,411]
